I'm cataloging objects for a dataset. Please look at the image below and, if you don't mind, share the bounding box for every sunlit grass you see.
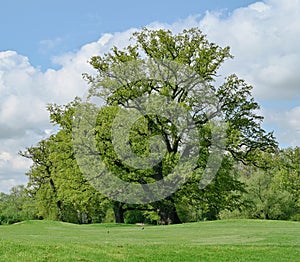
[0,219,299,261]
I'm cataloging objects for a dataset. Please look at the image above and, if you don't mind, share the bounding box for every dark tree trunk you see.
[56,200,63,221]
[206,208,218,221]
[113,202,125,223]
[152,159,182,224]
[170,206,182,224]
[265,212,270,220]
[49,178,63,221]
[158,196,182,224]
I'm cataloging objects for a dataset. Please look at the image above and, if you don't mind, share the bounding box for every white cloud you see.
[287,107,300,130]
[0,151,30,171]
[199,0,300,101]
[0,152,11,162]
[0,151,30,192]
[0,30,137,192]
[0,0,300,192]
[264,106,300,147]
[0,179,20,193]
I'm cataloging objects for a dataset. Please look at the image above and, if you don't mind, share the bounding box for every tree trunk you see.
[158,196,182,224]
[113,202,125,223]
[56,200,63,221]
[152,159,182,224]
[49,178,63,221]
[206,207,218,221]
[168,204,181,224]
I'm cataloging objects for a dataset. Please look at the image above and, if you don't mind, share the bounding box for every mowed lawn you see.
[0,220,299,261]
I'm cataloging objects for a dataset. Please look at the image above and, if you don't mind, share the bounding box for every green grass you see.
[0,219,299,261]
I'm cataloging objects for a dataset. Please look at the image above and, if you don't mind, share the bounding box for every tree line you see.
[1,147,299,224]
[1,28,299,225]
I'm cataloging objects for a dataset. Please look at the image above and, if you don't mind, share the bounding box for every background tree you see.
[275,147,300,206]
[220,150,300,221]
[0,185,38,224]
[242,169,296,220]
[21,101,109,224]
[176,156,247,221]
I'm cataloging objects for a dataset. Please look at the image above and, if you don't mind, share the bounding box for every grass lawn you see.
[0,219,299,261]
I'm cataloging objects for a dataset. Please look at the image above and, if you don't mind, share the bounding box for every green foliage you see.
[243,170,296,220]
[176,156,247,221]
[82,28,276,223]
[290,213,300,221]
[0,185,38,224]
[223,149,300,221]
[124,210,144,224]
[20,106,109,223]
[19,28,279,224]
[274,147,300,207]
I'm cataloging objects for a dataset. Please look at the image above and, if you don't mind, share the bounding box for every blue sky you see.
[1,0,257,70]
[0,0,300,192]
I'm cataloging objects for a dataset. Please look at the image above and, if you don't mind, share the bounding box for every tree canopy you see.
[20,28,278,224]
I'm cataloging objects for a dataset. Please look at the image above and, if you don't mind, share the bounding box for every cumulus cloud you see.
[0,151,31,192]
[199,0,300,101]
[196,0,300,148]
[263,106,300,147]
[0,29,137,192]
[0,0,300,192]
[0,151,30,171]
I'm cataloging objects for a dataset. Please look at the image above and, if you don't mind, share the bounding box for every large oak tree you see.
[78,28,277,223]
[23,28,277,224]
